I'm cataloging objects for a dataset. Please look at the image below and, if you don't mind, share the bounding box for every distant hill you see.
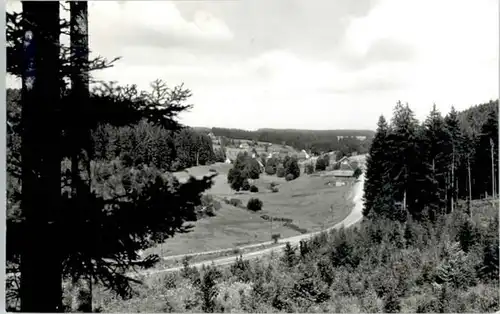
[256,128,374,137]
[206,127,374,155]
[458,99,498,137]
[191,126,212,133]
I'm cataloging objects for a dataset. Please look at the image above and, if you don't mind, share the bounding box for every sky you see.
[6,0,499,131]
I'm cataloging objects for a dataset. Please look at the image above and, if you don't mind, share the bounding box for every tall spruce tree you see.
[422,105,450,218]
[363,115,391,218]
[444,106,464,212]
[388,102,425,219]
[474,108,499,198]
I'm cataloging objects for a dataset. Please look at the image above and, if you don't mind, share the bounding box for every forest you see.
[211,127,374,155]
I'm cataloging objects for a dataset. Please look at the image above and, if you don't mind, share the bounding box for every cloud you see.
[87,1,234,64]
[6,0,498,131]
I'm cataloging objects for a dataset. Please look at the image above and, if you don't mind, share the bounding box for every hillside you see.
[458,99,499,137]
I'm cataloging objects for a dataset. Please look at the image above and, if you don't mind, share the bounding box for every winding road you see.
[138,173,365,277]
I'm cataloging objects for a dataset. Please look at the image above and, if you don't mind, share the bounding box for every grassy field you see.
[146,163,354,256]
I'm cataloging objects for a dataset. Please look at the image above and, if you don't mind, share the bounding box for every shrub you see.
[271,234,281,243]
[228,168,245,191]
[213,200,222,210]
[305,163,314,174]
[285,173,294,181]
[284,157,300,179]
[265,165,276,175]
[241,179,251,191]
[271,187,279,193]
[229,198,243,208]
[276,166,285,178]
[315,158,327,171]
[205,206,215,217]
[250,185,259,193]
[353,167,362,179]
[247,198,263,212]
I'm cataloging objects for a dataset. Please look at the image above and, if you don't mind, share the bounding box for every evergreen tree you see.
[285,156,301,179]
[474,108,498,198]
[282,242,298,268]
[201,265,222,313]
[444,106,464,212]
[363,115,391,218]
[389,102,426,220]
[6,3,217,311]
[422,105,450,219]
[18,3,63,311]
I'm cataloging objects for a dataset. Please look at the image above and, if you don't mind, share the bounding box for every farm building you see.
[332,156,356,177]
[297,150,308,160]
[239,142,250,149]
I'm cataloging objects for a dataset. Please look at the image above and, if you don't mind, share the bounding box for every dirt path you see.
[138,173,365,277]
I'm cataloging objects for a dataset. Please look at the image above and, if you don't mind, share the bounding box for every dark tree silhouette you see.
[6,2,216,312]
[18,2,63,311]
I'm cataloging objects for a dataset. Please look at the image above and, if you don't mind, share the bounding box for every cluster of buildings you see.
[208,131,363,178]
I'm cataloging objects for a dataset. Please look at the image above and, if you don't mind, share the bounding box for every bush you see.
[265,165,276,175]
[305,163,314,174]
[271,186,279,193]
[247,198,263,212]
[271,234,281,243]
[353,167,362,179]
[241,179,251,191]
[250,185,259,193]
[315,157,327,171]
[229,198,243,208]
[284,157,300,179]
[276,166,285,178]
[285,173,294,181]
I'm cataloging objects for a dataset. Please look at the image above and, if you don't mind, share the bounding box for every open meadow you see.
[146,162,355,256]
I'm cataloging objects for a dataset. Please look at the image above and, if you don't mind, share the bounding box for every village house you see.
[332,156,356,177]
[239,142,250,149]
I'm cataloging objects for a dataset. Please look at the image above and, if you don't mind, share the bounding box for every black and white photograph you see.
[4,0,499,312]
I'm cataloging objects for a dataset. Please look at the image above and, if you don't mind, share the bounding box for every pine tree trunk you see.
[467,157,472,215]
[70,1,92,311]
[403,190,407,212]
[451,149,455,213]
[445,172,449,213]
[491,138,496,198]
[20,2,63,312]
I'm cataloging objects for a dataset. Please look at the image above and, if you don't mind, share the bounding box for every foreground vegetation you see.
[94,198,498,313]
